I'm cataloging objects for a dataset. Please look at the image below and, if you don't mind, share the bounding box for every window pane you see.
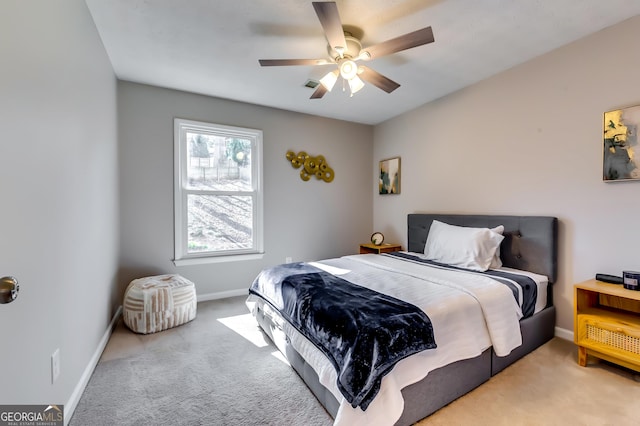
[187,194,253,253]
[175,118,262,262]
[186,132,252,191]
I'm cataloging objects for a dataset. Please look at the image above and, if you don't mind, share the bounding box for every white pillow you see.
[489,225,504,269]
[423,220,504,271]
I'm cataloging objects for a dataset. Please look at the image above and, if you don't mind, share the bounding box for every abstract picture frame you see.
[379,157,401,194]
[603,105,640,181]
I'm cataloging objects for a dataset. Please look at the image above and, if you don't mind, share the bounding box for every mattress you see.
[247,252,549,426]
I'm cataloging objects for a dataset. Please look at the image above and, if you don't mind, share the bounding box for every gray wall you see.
[117,81,373,298]
[373,16,640,333]
[0,0,119,413]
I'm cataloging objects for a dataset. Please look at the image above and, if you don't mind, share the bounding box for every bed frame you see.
[254,213,558,425]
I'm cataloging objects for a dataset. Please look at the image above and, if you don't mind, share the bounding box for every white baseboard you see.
[64,306,122,425]
[197,288,247,302]
[555,326,573,341]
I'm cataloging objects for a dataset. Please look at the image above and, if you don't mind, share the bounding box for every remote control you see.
[595,273,623,284]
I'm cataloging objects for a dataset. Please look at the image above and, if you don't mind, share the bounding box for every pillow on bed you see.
[489,225,504,269]
[424,220,504,271]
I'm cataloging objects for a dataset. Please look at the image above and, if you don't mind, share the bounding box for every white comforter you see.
[247,253,531,426]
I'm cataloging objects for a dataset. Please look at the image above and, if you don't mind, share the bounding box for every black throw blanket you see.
[249,262,436,410]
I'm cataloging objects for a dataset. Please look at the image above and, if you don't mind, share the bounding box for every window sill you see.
[173,252,264,266]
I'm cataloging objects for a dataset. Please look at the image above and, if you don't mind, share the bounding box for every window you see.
[174,118,263,264]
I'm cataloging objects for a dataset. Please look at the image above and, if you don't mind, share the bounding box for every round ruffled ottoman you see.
[123,274,197,334]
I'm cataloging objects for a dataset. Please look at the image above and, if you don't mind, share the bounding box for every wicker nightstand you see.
[574,279,640,372]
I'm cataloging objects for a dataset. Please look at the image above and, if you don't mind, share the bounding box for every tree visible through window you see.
[174,119,263,262]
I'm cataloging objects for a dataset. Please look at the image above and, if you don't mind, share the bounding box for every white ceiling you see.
[86,0,640,125]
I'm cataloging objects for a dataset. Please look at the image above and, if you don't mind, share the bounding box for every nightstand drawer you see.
[577,312,640,356]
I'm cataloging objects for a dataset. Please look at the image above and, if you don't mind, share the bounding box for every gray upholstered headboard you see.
[407,214,558,284]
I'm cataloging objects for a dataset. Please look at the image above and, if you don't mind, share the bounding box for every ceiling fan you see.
[258,1,435,99]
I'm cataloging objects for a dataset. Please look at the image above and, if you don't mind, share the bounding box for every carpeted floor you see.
[420,337,640,426]
[70,296,640,426]
[69,296,332,426]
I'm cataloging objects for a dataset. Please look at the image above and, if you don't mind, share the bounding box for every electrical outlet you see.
[51,348,60,383]
[285,257,293,264]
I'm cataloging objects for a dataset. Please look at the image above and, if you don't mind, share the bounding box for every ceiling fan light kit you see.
[347,75,364,96]
[339,59,357,80]
[319,69,339,91]
[259,1,434,99]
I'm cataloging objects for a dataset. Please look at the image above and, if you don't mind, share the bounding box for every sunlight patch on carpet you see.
[271,350,291,366]
[217,313,269,347]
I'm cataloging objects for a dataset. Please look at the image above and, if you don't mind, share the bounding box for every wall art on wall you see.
[379,157,400,194]
[604,105,640,181]
[285,150,334,182]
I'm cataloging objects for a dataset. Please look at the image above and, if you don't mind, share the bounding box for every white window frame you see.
[173,118,263,265]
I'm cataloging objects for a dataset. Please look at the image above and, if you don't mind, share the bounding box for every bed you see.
[246,213,558,425]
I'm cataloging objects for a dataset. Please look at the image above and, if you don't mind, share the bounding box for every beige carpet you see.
[71,296,640,425]
[418,338,640,426]
[70,296,333,426]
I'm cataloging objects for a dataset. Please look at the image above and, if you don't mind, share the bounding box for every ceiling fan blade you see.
[358,66,400,93]
[259,59,331,66]
[361,27,434,60]
[310,84,328,99]
[312,2,347,53]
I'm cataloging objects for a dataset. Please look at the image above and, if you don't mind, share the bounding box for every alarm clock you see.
[371,232,384,246]
[0,276,19,304]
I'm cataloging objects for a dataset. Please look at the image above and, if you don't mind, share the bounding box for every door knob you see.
[0,276,19,304]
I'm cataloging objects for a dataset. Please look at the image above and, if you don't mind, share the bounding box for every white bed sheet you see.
[391,251,549,315]
[247,253,546,426]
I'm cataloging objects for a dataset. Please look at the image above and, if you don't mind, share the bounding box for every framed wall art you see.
[603,105,640,181]
[379,157,400,194]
